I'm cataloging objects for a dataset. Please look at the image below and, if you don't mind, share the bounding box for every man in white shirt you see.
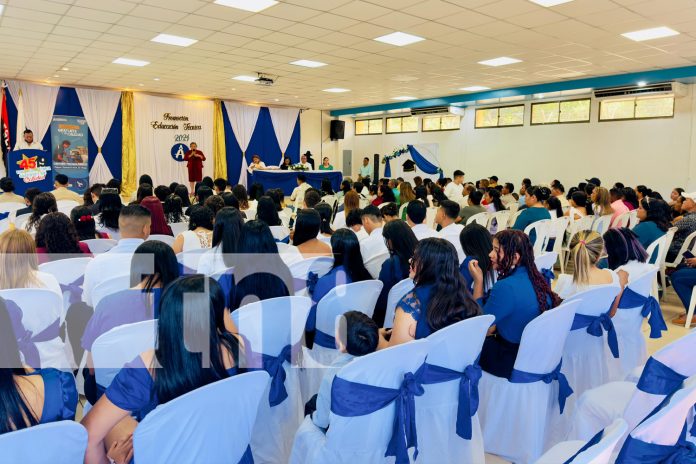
[0,177,24,203]
[501,182,517,209]
[359,205,388,260]
[358,157,372,183]
[290,173,311,210]
[14,129,43,150]
[298,154,312,171]
[444,170,465,203]
[82,205,151,307]
[552,183,570,210]
[406,200,437,241]
[51,173,84,204]
[436,200,465,263]
[346,209,369,241]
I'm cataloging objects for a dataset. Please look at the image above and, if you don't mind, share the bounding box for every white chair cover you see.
[535,418,628,464]
[90,274,131,310]
[425,207,437,229]
[13,212,31,229]
[0,421,88,464]
[148,234,175,247]
[81,238,117,254]
[91,319,157,391]
[478,299,580,464]
[562,284,621,402]
[364,251,389,279]
[416,315,494,463]
[0,201,25,213]
[270,225,290,242]
[290,340,430,464]
[0,288,68,369]
[169,221,188,237]
[39,256,92,321]
[0,216,10,234]
[569,329,696,442]
[232,296,312,464]
[383,278,415,329]
[302,280,383,400]
[134,372,270,464]
[56,200,79,211]
[535,251,558,285]
[176,248,209,273]
[289,256,334,296]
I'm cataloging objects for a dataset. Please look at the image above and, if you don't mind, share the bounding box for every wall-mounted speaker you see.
[330,120,345,140]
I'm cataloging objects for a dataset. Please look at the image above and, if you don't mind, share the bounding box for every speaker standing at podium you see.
[184,142,206,192]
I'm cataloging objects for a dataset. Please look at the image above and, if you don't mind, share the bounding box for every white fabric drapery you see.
[268,107,299,166]
[6,80,59,146]
[76,88,121,185]
[224,102,260,187]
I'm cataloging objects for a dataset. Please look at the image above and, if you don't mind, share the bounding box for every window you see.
[474,105,524,128]
[422,115,461,132]
[386,116,418,133]
[355,118,383,135]
[599,95,674,121]
[531,99,591,125]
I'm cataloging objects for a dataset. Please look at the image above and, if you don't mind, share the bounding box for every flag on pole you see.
[0,84,10,176]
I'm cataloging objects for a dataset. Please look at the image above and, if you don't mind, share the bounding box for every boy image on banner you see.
[51,115,89,193]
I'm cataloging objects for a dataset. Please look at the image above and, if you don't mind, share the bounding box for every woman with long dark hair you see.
[25,192,57,234]
[292,209,331,258]
[232,184,251,213]
[97,190,122,239]
[320,178,334,196]
[140,196,173,236]
[315,202,334,241]
[470,230,561,379]
[71,206,108,240]
[172,205,214,254]
[546,196,563,219]
[374,220,418,326]
[484,189,504,213]
[82,276,242,464]
[164,193,187,224]
[197,207,244,275]
[135,184,153,204]
[633,197,671,261]
[459,223,494,293]
[256,195,282,227]
[35,212,91,262]
[603,228,650,277]
[0,299,77,435]
[379,238,481,348]
[379,184,396,204]
[173,184,192,209]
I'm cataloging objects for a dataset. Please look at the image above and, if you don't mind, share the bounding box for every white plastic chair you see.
[91,319,157,391]
[562,285,622,402]
[0,288,68,369]
[39,256,92,320]
[627,210,639,229]
[535,418,628,464]
[478,299,580,464]
[148,234,175,247]
[232,296,312,464]
[466,212,489,227]
[289,256,334,296]
[364,251,389,279]
[81,238,117,254]
[535,252,558,277]
[645,227,675,299]
[492,210,511,232]
[0,421,88,464]
[550,217,570,273]
[303,280,384,398]
[666,229,696,269]
[416,315,494,464]
[613,211,632,229]
[569,329,696,442]
[290,340,430,464]
[134,371,270,464]
[13,212,31,229]
[508,209,522,228]
[169,221,188,237]
[592,215,613,234]
[383,278,415,329]
[91,274,131,310]
[524,219,552,256]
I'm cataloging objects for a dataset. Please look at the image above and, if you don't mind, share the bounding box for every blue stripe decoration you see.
[330,65,696,116]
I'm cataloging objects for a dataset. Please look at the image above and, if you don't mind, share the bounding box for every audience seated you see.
[459,223,494,294]
[292,209,332,258]
[435,200,465,263]
[204,195,225,216]
[512,186,552,243]
[173,184,192,211]
[566,191,590,220]
[26,192,57,234]
[290,174,311,210]
[379,202,399,223]
[51,173,83,204]
[96,189,123,239]
[633,197,671,260]
[197,207,243,276]
[303,189,321,209]
[72,206,109,241]
[332,191,359,230]
[0,229,61,295]
[15,187,41,217]
[471,230,561,380]
[458,190,486,224]
[315,203,334,241]
[139,196,173,236]
[0,177,24,203]
[406,200,437,240]
[163,193,187,224]
[398,182,416,219]
[359,205,388,260]
[667,192,696,262]
[81,275,242,464]
[345,209,368,241]
[172,205,214,254]
[35,212,91,263]
[444,170,465,202]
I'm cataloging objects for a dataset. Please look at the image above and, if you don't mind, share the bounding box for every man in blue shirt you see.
[358,157,372,183]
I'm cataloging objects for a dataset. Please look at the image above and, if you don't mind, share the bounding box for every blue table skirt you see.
[248,170,343,196]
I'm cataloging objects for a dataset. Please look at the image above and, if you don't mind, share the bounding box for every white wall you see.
[301,86,696,197]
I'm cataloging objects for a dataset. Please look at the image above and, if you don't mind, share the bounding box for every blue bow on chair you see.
[510,361,573,413]
[571,310,620,358]
[618,287,667,339]
[255,344,294,407]
[59,275,85,305]
[15,319,60,369]
[617,424,696,463]
[331,368,426,464]
[540,268,555,286]
[306,271,319,295]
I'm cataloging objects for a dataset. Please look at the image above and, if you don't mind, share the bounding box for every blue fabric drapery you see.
[618,287,667,339]
[247,170,342,196]
[383,144,442,179]
[571,311,620,358]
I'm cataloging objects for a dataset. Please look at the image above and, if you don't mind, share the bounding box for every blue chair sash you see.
[571,310,620,358]
[420,362,481,440]
[306,271,319,295]
[331,368,426,464]
[275,236,290,244]
[313,329,336,349]
[618,287,667,339]
[617,424,696,463]
[6,299,60,368]
[239,445,254,464]
[637,357,687,396]
[59,275,84,305]
[562,428,604,464]
[541,268,555,286]
[249,344,299,407]
[510,361,573,414]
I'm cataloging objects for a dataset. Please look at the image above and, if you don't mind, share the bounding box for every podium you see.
[9,149,54,196]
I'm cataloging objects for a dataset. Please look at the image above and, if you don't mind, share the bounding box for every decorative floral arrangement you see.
[381,146,409,164]
[290,163,309,171]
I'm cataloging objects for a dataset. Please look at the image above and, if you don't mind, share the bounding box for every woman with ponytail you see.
[378,238,480,348]
[469,229,561,379]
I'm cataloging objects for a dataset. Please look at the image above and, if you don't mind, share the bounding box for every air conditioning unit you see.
[594,82,687,99]
[411,106,450,116]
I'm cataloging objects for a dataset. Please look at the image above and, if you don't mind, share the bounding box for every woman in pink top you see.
[609,187,629,228]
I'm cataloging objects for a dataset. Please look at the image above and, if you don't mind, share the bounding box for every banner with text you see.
[134,94,214,187]
[50,115,89,193]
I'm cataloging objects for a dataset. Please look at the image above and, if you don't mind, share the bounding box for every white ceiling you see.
[2,0,696,110]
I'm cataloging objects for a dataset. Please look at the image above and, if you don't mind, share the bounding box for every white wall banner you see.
[134,94,214,187]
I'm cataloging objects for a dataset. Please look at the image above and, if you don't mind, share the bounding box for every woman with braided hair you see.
[469,229,561,379]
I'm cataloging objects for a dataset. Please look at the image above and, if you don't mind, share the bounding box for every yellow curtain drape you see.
[213,99,227,181]
[121,91,136,200]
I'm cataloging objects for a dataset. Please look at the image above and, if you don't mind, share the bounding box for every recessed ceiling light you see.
[61,67,69,71]
[391,96,416,101]
[374,32,425,47]
[233,75,257,82]
[290,60,327,68]
[529,0,574,6]
[323,88,350,93]
[460,86,491,91]
[138,83,144,87]
[53,74,59,78]
[274,98,279,102]
[153,77,160,81]
[622,27,679,42]
[0,6,4,16]
[151,33,198,47]
[478,57,522,67]
[113,57,149,67]
[637,81,647,87]
[214,0,278,12]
